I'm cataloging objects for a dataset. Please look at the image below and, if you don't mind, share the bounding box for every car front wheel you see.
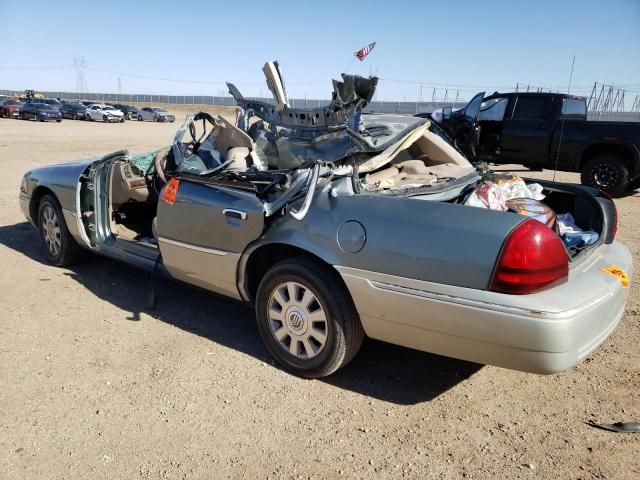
[138,115,142,121]
[37,194,85,266]
[255,258,364,378]
[581,154,630,196]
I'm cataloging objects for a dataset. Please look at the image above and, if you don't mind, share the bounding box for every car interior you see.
[107,113,265,247]
[358,124,476,191]
[106,111,480,248]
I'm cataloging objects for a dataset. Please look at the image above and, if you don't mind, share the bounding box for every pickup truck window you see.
[478,98,508,121]
[561,98,587,117]
[512,97,551,120]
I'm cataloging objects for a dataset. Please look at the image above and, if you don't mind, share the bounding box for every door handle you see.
[223,209,247,220]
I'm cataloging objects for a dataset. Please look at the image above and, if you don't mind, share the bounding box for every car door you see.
[499,95,556,166]
[475,97,510,161]
[155,178,266,299]
[443,92,485,159]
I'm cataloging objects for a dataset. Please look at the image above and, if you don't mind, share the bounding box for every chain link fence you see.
[2,89,638,120]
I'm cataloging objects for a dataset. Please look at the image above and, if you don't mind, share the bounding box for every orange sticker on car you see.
[162,178,180,205]
[600,265,629,288]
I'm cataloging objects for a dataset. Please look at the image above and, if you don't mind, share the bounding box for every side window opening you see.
[478,98,509,121]
[561,98,587,118]
[511,97,551,120]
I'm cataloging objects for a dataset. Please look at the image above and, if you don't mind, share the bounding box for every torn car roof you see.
[228,61,427,165]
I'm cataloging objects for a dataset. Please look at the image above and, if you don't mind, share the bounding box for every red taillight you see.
[490,219,568,294]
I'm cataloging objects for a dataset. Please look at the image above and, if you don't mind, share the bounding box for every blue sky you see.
[0,0,638,102]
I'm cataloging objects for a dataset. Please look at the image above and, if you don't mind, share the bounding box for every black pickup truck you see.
[437,92,640,194]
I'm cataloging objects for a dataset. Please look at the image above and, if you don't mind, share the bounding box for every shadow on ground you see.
[0,222,481,405]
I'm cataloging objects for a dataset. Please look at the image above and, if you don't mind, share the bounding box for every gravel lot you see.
[1,109,639,479]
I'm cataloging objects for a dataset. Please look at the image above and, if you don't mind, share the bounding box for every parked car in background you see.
[109,103,138,120]
[27,97,63,110]
[0,98,23,118]
[60,102,87,120]
[438,92,640,195]
[85,104,125,123]
[17,62,633,379]
[80,101,95,107]
[19,103,62,122]
[137,106,175,122]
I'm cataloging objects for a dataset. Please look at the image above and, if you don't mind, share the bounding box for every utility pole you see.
[72,56,88,94]
[117,77,122,95]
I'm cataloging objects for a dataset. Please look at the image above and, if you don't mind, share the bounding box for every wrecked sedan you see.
[19,62,632,378]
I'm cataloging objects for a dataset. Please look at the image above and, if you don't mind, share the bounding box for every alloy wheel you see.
[592,163,618,190]
[267,281,328,359]
[41,204,61,256]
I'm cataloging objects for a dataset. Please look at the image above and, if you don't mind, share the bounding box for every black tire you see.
[103,114,109,122]
[581,154,630,196]
[153,115,158,122]
[72,113,77,120]
[255,258,364,378]
[37,194,85,267]
[56,119,62,123]
[120,116,125,123]
[138,115,142,121]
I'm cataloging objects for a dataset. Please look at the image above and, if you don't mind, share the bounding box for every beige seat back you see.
[110,160,149,209]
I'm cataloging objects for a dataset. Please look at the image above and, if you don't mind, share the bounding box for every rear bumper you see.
[336,241,633,374]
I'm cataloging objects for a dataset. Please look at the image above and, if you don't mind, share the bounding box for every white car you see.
[85,104,125,123]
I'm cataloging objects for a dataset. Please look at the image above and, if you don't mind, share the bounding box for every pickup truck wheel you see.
[256,258,364,378]
[37,194,85,267]
[581,154,630,195]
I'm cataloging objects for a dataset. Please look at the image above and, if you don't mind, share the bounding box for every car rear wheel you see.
[581,154,630,196]
[255,258,364,378]
[37,194,85,267]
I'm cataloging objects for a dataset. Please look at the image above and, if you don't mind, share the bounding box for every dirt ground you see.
[1,111,638,480]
